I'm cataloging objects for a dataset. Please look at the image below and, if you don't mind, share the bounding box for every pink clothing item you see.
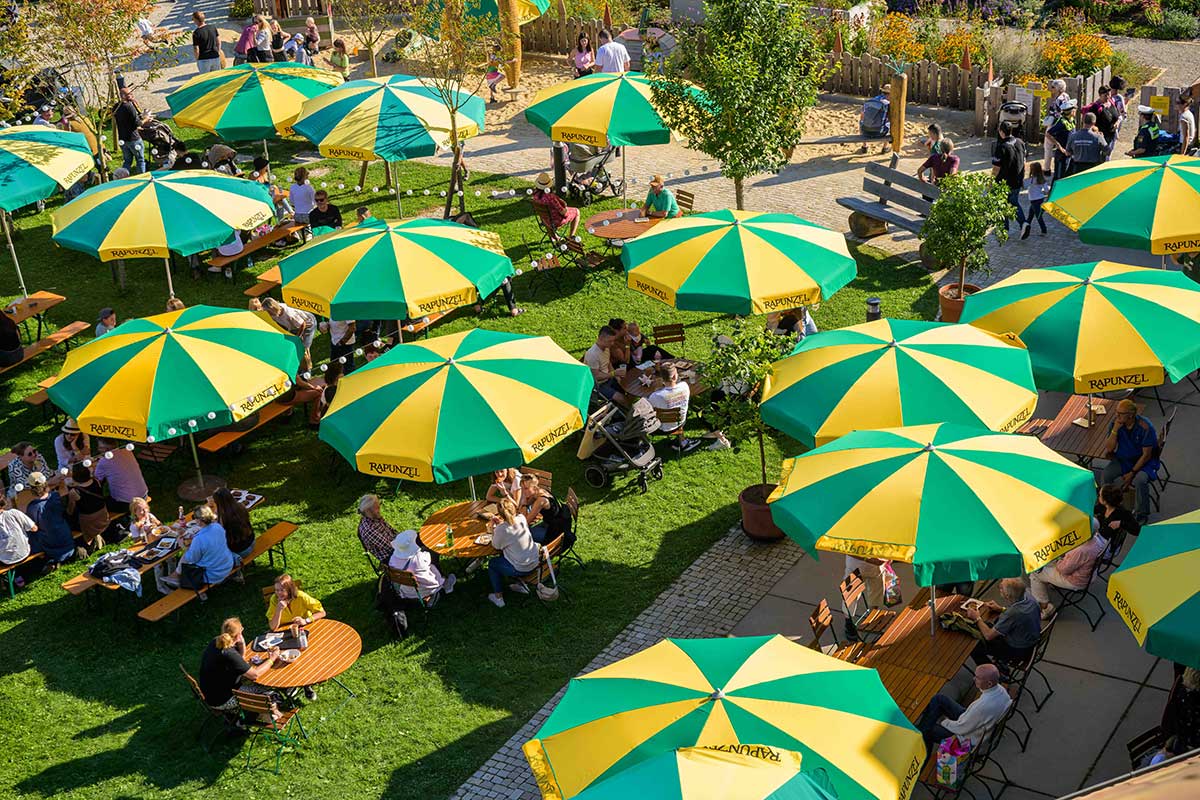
[1055,534,1108,588]
[573,49,594,71]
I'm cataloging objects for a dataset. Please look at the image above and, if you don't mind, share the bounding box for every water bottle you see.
[445,523,454,549]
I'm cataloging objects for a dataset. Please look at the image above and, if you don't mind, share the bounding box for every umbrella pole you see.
[930,584,937,637]
[394,162,403,218]
[622,151,627,205]
[468,474,477,501]
[1,212,29,299]
[163,258,175,298]
[262,139,269,160]
[176,431,227,502]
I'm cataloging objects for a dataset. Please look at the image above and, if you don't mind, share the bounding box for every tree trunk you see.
[369,48,378,78]
[958,256,967,300]
[733,176,745,210]
[757,426,767,488]
[499,0,523,88]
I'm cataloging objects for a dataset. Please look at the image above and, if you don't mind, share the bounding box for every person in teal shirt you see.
[641,175,682,219]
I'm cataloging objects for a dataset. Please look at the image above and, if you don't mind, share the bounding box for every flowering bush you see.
[931,25,987,66]
[871,13,926,63]
[1039,32,1113,78]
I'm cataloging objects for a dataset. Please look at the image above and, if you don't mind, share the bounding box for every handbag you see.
[179,562,207,590]
[936,736,972,787]
[881,561,902,608]
[535,546,560,601]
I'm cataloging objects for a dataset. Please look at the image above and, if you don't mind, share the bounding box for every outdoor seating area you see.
[2,1,1200,799]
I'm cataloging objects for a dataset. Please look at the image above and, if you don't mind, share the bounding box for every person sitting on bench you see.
[171,504,235,590]
[0,310,23,367]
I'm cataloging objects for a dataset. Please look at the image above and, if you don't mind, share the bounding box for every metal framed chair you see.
[1052,562,1107,631]
[179,663,238,752]
[807,599,866,662]
[234,688,307,775]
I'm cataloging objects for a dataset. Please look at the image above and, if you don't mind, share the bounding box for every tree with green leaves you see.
[403,0,505,218]
[651,0,828,210]
[920,172,1015,306]
[338,0,404,78]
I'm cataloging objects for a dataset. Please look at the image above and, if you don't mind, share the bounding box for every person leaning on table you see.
[966,577,1042,667]
[199,617,281,713]
[641,175,682,219]
[172,504,235,590]
[1102,398,1158,525]
[486,498,540,609]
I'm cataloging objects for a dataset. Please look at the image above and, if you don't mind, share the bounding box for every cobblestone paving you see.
[451,529,806,799]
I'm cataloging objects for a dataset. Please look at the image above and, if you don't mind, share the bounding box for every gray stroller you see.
[577,400,664,493]
[566,143,624,202]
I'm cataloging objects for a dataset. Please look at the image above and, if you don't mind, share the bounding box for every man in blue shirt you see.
[1102,398,1158,523]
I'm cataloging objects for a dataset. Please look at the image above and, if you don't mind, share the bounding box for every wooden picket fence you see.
[522,16,607,57]
[253,0,328,19]
[821,52,987,110]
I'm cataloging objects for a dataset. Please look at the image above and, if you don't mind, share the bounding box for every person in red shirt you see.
[531,172,581,236]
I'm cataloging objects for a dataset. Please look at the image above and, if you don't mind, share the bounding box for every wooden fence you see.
[974,66,1111,144]
[522,15,606,57]
[821,52,986,110]
[253,0,328,19]
[1139,82,1200,136]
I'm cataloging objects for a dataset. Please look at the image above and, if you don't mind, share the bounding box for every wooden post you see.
[889,72,907,154]
[974,87,986,136]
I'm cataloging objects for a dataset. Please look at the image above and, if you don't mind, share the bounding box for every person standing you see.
[113,88,145,174]
[991,121,1027,233]
[1041,79,1070,170]
[304,16,321,55]
[1067,112,1107,173]
[594,29,630,74]
[1022,162,1052,239]
[191,11,221,73]
[1178,94,1196,155]
[1083,85,1118,159]
[250,15,271,64]
[1047,100,1076,180]
[233,17,257,65]
[572,32,595,78]
[328,38,351,81]
[269,18,286,62]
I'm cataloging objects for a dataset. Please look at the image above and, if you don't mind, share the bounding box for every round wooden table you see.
[585,209,662,243]
[619,358,703,399]
[254,619,362,690]
[419,500,500,559]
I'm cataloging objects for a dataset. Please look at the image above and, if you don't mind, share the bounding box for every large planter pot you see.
[938,282,981,323]
[739,483,785,541]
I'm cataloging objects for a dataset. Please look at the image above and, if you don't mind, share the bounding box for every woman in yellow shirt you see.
[267,574,326,630]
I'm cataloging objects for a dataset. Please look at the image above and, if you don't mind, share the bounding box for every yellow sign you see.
[1032,89,1051,99]
[1149,95,1171,115]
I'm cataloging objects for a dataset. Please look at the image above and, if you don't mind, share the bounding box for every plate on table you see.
[156,537,176,550]
[277,649,300,664]
[255,633,284,651]
[474,534,493,546]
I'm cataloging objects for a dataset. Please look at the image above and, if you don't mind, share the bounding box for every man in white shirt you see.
[583,325,625,405]
[595,29,630,74]
[648,363,690,448]
[917,664,1012,748]
[1178,94,1196,155]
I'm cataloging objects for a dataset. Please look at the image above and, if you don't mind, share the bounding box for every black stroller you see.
[565,143,624,202]
[577,400,664,493]
[139,117,180,167]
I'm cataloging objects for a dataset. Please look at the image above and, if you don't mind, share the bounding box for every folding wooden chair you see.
[838,570,897,640]
[652,323,686,355]
[807,599,865,661]
[234,688,307,775]
[516,535,566,604]
[675,189,696,213]
[522,467,553,493]
[385,566,439,615]
[562,236,607,271]
[1127,726,1164,770]
[179,663,237,751]
[557,488,585,570]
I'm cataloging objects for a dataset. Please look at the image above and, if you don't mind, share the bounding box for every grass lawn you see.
[0,127,937,798]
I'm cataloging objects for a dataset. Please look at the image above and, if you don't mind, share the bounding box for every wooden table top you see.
[419,500,500,559]
[1027,394,1116,462]
[869,661,950,723]
[618,358,703,399]
[257,265,281,287]
[857,587,977,682]
[4,291,66,325]
[253,618,362,689]
[585,209,662,241]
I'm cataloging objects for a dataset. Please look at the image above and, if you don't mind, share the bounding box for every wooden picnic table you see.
[61,490,264,596]
[618,358,703,399]
[418,500,500,560]
[585,209,662,242]
[1022,394,1117,464]
[252,618,361,694]
[4,291,66,342]
[856,587,978,721]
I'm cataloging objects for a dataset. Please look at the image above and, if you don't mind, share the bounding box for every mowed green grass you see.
[0,127,937,798]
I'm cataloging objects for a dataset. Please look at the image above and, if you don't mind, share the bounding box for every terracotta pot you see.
[739,484,785,541]
[938,282,981,323]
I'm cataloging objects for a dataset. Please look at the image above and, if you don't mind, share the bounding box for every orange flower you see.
[872,13,925,64]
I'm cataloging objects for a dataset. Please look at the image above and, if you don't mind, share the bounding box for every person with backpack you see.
[1127,107,1176,158]
[1046,100,1077,180]
[991,121,1027,233]
[1067,112,1107,173]
[859,94,890,139]
[1083,85,1119,160]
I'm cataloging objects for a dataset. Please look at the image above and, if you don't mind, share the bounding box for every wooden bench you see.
[0,321,89,376]
[209,223,306,270]
[836,160,939,240]
[136,522,300,622]
[198,401,292,455]
[245,265,282,298]
[3,552,43,598]
[399,311,449,341]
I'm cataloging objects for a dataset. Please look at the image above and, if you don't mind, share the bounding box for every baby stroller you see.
[577,400,664,493]
[139,117,179,167]
[566,143,624,202]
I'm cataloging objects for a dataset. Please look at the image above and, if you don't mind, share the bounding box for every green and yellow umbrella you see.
[278,216,514,320]
[525,72,689,148]
[291,74,485,162]
[760,319,1037,448]
[1107,509,1200,670]
[620,210,856,315]
[166,62,343,142]
[523,635,925,800]
[51,170,275,296]
[767,424,1096,585]
[1044,155,1200,255]
[47,305,303,444]
[320,329,591,482]
[573,747,838,800]
[472,0,549,24]
[0,125,94,296]
[959,261,1200,394]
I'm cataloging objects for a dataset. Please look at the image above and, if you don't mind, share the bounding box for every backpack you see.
[1151,130,1180,156]
[860,95,891,138]
[1095,103,1118,138]
[375,574,409,638]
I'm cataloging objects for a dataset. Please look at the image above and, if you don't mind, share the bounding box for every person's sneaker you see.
[1039,228,1047,236]
[488,593,506,608]
[1020,223,1031,240]
[303,687,317,701]
[1041,602,1056,621]
[444,574,457,594]
[465,558,483,576]
[508,581,531,595]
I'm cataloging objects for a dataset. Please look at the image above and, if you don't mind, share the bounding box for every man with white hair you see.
[917,664,1011,748]
[965,578,1042,666]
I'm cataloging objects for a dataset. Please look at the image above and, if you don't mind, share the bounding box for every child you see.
[485,45,506,103]
[1022,162,1051,240]
[329,39,350,82]
[925,123,943,155]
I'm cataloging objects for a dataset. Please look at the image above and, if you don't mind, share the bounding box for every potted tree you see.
[701,319,796,541]
[920,172,1015,323]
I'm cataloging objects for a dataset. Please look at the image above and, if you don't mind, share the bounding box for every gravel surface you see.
[1104,35,1200,88]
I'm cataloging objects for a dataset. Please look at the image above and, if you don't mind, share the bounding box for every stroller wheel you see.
[650,464,664,481]
[584,465,609,489]
[638,475,649,493]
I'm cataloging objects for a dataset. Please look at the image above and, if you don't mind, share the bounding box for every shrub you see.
[1039,31,1112,76]
[871,13,926,62]
[1150,8,1200,38]
[931,24,988,66]
[989,28,1041,80]
[229,0,253,19]
[1163,0,1200,13]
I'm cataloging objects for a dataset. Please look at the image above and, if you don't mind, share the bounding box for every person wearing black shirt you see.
[991,120,1027,234]
[308,190,343,231]
[198,617,279,710]
[1046,101,1077,180]
[191,11,221,73]
[113,87,145,174]
[0,309,22,367]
